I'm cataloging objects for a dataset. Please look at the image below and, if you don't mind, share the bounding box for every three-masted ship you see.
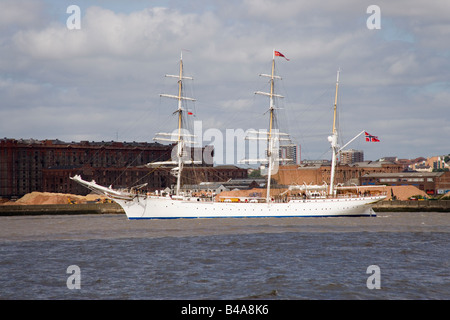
[71,51,386,219]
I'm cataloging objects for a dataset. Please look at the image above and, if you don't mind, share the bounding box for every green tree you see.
[249,169,262,178]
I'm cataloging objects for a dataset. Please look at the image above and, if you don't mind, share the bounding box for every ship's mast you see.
[255,51,284,203]
[175,52,184,196]
[177,52,184,141]
[156,52,196,196]
[266,52,276,203]
[239,50,290,203]
[328,69,340,196]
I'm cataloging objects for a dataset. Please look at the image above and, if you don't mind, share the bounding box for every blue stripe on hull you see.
[128,214,376,220]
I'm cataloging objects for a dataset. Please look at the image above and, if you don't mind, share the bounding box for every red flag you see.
[274,51,289,61]
[187,111,193,115]
[365,131,380,142]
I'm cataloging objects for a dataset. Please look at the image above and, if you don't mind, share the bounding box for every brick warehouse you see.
[42,165,247,196]
[273,161,404,187]
[1,138,245,198]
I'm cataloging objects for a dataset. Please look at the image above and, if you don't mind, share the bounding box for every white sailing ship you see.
[71,51,386,219]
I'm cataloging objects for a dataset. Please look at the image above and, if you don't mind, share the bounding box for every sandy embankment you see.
[0,185,429,206]
[1,192,107,205]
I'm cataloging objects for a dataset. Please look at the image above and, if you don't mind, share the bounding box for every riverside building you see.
[1,138,246,198]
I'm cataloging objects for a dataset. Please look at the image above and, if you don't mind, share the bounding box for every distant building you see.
[340,149,364,164]
[360,171,450,196]
[379,156,398,162]
[421,156,450,171]
[396,157,426,171]
[279,145,301,165]
[0,138,247,198]
[301,159,331,165]
[0,138,174,198]
[273,161,403,187]
[386,156,449,172]
[43,165,247,196]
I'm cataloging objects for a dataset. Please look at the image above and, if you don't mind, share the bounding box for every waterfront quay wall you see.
[0,203,124,216]
[1,201,450,216]
[374,200,450,212]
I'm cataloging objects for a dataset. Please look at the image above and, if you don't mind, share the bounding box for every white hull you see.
[114,195,385,219]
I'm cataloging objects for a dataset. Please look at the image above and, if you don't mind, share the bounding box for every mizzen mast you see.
[328,69,340,196]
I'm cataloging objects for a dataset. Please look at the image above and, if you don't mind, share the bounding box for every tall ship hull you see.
[71,174,385,219]
[115,196,383,219]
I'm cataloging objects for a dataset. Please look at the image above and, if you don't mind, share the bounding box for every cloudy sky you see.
[1,0,449,164]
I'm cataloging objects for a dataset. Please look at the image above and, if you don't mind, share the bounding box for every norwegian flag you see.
[365,131,380,142]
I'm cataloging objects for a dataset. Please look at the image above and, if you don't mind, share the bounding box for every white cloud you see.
[1,0,449,161]
[387,52,418,76]
[0,0,46,30]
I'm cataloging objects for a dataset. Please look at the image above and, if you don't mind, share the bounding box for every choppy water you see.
[1,212,449,301]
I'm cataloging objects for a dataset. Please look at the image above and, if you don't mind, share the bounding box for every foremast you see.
[152,51,199,196]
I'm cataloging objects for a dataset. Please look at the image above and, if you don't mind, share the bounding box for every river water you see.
[0,212,449,300]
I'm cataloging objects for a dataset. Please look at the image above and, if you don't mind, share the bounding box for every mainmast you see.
[154,52,197,196]
[266,52,276,203]
[328,69,340,196]
[238,50,291,203]
[255,51,285,203]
